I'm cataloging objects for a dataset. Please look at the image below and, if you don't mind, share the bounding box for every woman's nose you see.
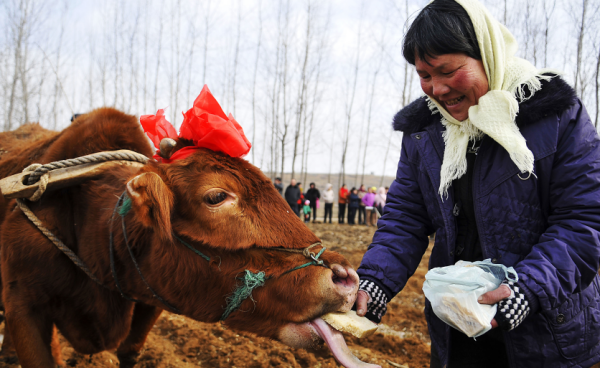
[432,77,451,97]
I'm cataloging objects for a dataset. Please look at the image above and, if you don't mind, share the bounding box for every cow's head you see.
[124,145,359,348]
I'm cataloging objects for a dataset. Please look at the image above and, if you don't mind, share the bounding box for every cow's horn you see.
[159,138,177,159]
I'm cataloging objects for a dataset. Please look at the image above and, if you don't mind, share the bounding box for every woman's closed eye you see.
[442,68,458,76]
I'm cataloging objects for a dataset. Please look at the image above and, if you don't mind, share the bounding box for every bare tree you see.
[251,0,263,164]
[127,7,140,114]
[277,0,292,181]
[201,0,214,84]
[339,3,363,187]
[168,0,182,125]
[51,2,66,129]
[542,0,557,68]
[231,0,242,116]
[4,0,44,130]
[574,0,590,94]
[153,12,164,108]
[291,0,315,179]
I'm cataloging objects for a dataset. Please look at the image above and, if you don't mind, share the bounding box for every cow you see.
[0,107,371,368]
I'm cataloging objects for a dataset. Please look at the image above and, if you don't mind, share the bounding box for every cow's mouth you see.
[279,319,381,368]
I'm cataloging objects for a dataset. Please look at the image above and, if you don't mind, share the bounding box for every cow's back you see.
[0,108,153,180]
[0,108,153,241]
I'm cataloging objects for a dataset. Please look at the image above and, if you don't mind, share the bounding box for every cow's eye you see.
[205,191,228,206]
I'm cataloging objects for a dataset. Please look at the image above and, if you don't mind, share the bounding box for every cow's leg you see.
[4,306,55,368]
[0,322,18,364]
[116,303,162,368]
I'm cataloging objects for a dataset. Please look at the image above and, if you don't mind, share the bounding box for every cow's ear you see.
[126,172,173,242]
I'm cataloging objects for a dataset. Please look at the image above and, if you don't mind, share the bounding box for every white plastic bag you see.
[422,259,517,338]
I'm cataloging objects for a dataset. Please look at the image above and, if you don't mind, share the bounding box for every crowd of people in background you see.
[276,177,388,225]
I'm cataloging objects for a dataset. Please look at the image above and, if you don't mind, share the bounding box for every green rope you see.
[117,194,211,262]
[119,196,132,217]
[221,270,267,321]
[282,247,327,275]
[174,234,211,262]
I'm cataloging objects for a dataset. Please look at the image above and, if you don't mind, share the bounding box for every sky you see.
[1,0,589,178]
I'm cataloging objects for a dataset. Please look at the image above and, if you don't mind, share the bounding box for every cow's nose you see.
[330,263,359,311]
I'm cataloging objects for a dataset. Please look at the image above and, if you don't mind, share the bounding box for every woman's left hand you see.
[477,284,512,328]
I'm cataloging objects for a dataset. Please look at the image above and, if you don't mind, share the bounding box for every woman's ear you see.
[126,172,174,242]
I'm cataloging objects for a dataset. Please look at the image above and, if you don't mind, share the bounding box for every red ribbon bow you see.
[140,85,252,163]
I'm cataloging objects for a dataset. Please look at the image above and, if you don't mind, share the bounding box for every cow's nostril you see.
[331,267,357,289]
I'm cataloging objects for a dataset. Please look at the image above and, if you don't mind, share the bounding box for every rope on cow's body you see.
[111,192,183,314]
[15,198,103,285]
[13,150,330,320]
[220,270,267,321]
[13,151,149,282]
[116,193,328,320]
[220,244,327,321]
[25,150,149,186]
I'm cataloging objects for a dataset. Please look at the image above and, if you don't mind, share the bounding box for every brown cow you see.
[0,108,369,368]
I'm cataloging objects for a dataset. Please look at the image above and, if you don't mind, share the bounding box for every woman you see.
[356,0,600,367]
[322,183,334,223]
[361,187,376,226]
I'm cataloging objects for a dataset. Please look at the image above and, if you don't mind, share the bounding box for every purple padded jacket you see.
[358,77,600,368]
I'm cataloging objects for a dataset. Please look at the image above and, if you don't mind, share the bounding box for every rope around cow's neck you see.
[13,151,329,321]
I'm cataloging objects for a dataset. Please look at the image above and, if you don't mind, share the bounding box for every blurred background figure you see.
[374,186,387,218]
[338,184,349,224]
[358,184,367,225]
[285,179,301,216]
[297,182,304,218]
[348,187,360,225]
[322,183,334,224]
[362,186,376,226]
[305,183,321,223]
[303,200,311,223]
[273,177,283,195]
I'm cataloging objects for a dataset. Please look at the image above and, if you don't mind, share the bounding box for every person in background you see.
[356,0,600,367]
[338,184,349,224]
[361,187,376,226]
[296,182,304,218]
[303,200,311,223]
[273,177,283,195]
[348,188,360,225]
[357,184,367,225]
[284,179,301,216]
[305,183,321,223]
[322,183,335,224]
[374,186,387,217]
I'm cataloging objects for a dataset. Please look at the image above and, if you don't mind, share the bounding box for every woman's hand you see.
[477,284,512,328]
[356,290,369,316]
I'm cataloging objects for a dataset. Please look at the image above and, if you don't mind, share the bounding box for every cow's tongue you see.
[311,318,381,368]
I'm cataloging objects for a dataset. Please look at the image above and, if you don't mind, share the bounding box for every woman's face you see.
[415,53,489,122]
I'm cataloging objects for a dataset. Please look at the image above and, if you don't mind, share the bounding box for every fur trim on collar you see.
[393,75,578,134]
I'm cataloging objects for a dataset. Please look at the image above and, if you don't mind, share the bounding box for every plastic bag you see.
[422,259,517,338]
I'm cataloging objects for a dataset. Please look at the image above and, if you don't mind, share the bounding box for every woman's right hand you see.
[356,290,369,316]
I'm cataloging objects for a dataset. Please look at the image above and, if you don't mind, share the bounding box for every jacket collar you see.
[393,75,578,134]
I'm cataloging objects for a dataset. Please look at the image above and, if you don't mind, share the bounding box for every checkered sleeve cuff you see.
[495,280,531,331]
[359,279,388,323]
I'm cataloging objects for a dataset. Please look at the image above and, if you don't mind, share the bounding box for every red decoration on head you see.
[139,85,252,163]
[139,108,177,148]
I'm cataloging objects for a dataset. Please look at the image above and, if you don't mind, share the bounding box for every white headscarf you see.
[428,0,558,198]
